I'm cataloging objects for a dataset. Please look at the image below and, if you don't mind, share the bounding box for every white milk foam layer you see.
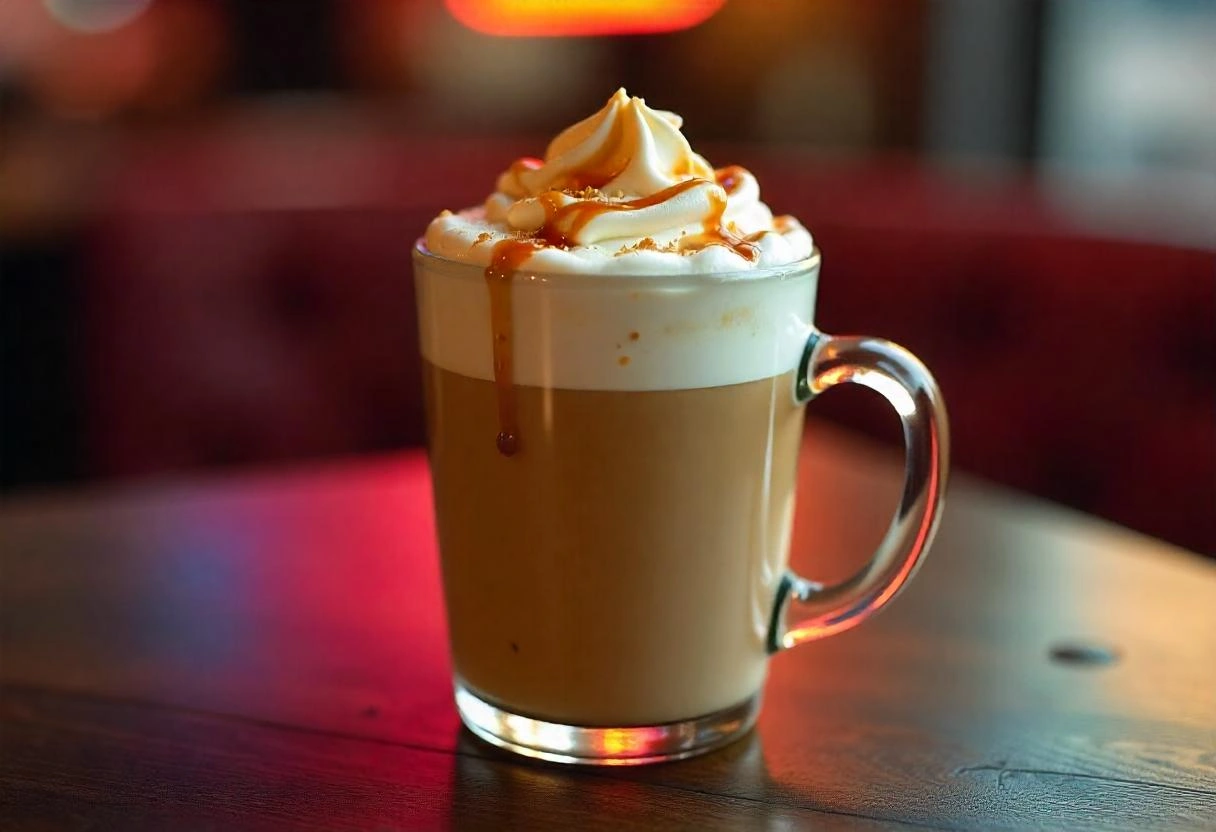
[415,251,819,391]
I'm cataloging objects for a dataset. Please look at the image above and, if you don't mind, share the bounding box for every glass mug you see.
[414,245,948,765]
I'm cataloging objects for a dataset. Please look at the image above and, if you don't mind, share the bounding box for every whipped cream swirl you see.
[425,89,813,274]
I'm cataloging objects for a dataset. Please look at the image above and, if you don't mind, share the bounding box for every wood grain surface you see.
[2,421,1214,831]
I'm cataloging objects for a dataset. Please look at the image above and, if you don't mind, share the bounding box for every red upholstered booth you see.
[82,135,1215,554]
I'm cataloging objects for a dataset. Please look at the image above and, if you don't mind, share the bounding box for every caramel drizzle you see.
[485,238,541,456]
[484,166,760,457]
[553,111,628,192]
[506,157,543,181]
[535,179,703,248]
[531,177,758,262]
[714,165,746,195]
[701,187,760,262]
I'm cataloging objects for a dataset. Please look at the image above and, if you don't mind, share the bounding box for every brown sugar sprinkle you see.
[628,331,640,341]
[565,186,602,200]
[618,355,631,367]
[513,228,567,249]
[615,237,679,256]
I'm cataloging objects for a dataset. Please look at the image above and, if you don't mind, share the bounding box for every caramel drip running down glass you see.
[415,89,949,765]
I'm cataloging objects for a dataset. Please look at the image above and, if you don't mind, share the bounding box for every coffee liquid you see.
[424,362,805,725]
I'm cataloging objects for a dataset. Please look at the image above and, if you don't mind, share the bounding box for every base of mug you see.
[454,682,760,766]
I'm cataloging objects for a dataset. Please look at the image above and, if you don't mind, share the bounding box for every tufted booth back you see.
[80,140,1215,554]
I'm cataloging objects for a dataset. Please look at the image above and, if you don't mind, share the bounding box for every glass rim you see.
[413,240,821,288]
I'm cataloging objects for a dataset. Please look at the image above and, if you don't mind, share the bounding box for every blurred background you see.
[1,0,1213,554]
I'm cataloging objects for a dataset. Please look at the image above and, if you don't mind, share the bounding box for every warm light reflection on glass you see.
[855,368,918,418]
[598,727,646,757]
[444,0,726,37]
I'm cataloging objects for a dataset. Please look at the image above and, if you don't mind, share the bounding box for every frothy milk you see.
[415,250,819,391]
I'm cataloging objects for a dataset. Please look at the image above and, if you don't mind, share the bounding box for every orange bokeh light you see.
[444,0,726,37]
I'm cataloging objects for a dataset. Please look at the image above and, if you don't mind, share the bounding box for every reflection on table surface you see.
[2,422,1213,830]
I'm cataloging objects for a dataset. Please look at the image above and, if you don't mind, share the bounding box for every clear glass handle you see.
[768,331,950,652]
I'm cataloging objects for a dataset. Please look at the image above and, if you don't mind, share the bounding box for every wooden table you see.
[2,422,1214,831]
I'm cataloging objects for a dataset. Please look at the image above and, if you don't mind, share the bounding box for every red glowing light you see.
[444,0,726,37]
